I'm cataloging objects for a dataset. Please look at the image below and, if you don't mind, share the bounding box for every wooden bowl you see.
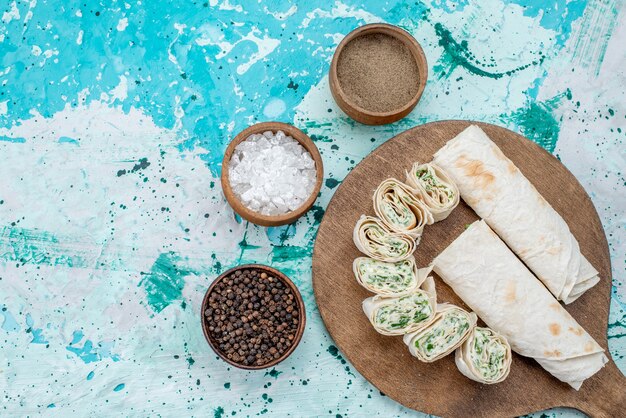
[221,122,324,227]
[201,264,306,370]
[329,23,428,125]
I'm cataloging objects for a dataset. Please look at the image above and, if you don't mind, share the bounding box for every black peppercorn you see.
[204,268,301,367]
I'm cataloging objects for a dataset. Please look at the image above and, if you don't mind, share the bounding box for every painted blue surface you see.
[0,0,624,416]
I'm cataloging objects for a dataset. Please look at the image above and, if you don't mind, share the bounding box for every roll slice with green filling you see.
[403,304,477,362]
[363,276,437,335]
[353,257,429,296]
[353,215,416,262]
[456,326,512,384]
[405,162,459,222]
[373,178,434,238]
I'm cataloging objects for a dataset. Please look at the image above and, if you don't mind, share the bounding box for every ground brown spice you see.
[336,33,419,113]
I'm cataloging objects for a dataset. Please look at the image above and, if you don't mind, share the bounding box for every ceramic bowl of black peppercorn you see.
[201,264,306,370]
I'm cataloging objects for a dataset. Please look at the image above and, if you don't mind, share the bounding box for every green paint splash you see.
[139,252,192,313]
[309,205,325,225]
[214,406,225,418]
[433,23,544,80]
[0,226,88,268]
[325,178,340,189]
[500,90,570,153]
[270,245,311,264]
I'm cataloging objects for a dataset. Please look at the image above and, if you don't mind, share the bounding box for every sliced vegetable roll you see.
[353,215,416,262]
[353,257,428,296]
[362,276,437,335]
[405,162,459,222]
[403,304,476,362]
[373,178,433,238]
[455,327,512,384]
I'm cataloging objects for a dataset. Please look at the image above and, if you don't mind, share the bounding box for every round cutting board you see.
[312,121,625,417]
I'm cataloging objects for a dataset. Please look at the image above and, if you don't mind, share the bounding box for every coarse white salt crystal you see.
[228,130,317,216]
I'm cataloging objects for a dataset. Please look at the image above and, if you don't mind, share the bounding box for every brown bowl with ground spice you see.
[201,264,306,370]
[329,23,428,125]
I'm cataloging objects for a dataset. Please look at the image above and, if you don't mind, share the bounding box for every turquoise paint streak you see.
[0,0,425,176]
[66,330,121,364]
[1,306,20,332]
[139,252,193,314]
[0,136,26,143]
[58,136,79,145]
[503,0,587,47]
[432,0,469,13]
[25,313,48,344]
[0,227,88,268]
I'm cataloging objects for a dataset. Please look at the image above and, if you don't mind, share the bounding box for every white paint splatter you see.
[263,98,286,118]
[116,17,128,31]
[109,76,128,101]
[264,5,297,20]
[219,0,242,12]
[235,30,280,75]
[195,22,224,46]
[174,22,186,34]
[301,2,379,28]
[1,1,20,23]
[76,30,84,45]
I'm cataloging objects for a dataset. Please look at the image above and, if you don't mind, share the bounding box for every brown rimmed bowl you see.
[201,264,306,370]
[221,122,324,227]
[329,23,428,125]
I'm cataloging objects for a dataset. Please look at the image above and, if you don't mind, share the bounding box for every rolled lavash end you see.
[432,124,599,303]
[455,326,512,384]
[353,257,427,296]
[362,275,437,336]
[433,220,607,390]
[405,162,460,221]
[403,303,477,363]
[373,178,434,238]
[353,215,416,262]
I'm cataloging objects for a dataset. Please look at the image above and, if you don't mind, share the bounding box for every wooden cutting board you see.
[312,121,626,417]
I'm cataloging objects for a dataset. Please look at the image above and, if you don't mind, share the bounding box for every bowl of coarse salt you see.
[221,122,324,227]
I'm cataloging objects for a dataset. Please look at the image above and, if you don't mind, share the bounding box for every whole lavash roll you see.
[433,125,599,304]
[433,220,607,390]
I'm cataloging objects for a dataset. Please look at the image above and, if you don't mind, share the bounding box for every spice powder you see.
[336,33,420,113]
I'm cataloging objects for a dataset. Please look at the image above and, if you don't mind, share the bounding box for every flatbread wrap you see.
[373,178,433,238]
[455,326,512,384]
[403,303,476,362]
[433,125,599,303]
[353,215,416,262]
[433,220,607,389]
[362,275,437,336]
[405,162,459,221]
[353,257,427,296]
